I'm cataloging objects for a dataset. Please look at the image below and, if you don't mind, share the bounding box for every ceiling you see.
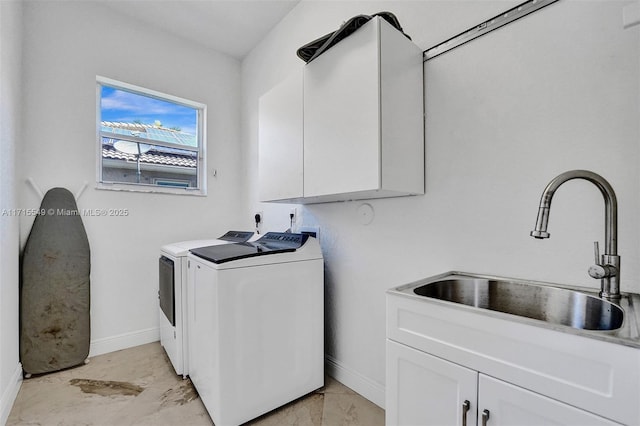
[99,0,301,59]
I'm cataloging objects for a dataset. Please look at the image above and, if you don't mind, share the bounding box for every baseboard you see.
[89,327,160,358]
[0,362,23,425]
[325,355,385,409]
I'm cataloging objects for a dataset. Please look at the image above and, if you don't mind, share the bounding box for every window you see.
[96,76,206,195]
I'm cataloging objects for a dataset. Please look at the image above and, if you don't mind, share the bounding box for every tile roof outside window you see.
[101,122,198,168]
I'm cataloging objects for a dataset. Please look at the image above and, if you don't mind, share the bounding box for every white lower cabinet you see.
[386,340,620,426]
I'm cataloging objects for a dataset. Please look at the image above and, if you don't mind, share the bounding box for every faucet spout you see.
[530,170,620,300]
[530,206,551,239]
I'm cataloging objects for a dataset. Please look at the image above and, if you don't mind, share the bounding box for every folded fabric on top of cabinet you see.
[296,11,411,63]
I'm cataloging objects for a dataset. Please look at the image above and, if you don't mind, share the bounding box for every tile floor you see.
[7,342,384,425]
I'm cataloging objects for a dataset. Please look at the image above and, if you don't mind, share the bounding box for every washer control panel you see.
[258,232,309,247]
[218,230,254,243]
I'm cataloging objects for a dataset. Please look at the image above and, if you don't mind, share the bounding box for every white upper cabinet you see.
[258,70,304,202]
[304,17,424,201]
[258,16,424,204]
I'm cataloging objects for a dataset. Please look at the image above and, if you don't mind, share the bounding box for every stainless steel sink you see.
[412,276,624,331]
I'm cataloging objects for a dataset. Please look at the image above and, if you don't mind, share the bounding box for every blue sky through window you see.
[100,86,198,135]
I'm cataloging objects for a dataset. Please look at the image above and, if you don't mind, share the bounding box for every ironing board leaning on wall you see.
[20,187,90,377]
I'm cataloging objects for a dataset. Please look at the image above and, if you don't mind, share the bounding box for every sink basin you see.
[413,277,624,331]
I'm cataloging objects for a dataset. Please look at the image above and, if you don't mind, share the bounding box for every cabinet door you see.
[258,69,303,201]
[387,340,478,426]
[478,375,621,426]
[303,18,381,198]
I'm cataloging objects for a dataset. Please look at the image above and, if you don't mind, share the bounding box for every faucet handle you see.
[589,241,606,278]
[589,264,607,279]
[589,241,614,279]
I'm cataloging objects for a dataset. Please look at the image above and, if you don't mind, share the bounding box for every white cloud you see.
[101,90,176,115]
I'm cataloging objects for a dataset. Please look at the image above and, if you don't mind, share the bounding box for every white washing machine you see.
[158,231,254,377]
[187,232,324,426]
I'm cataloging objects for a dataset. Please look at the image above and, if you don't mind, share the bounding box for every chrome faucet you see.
[530,170,621,300]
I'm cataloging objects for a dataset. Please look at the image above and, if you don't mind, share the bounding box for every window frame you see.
[96,76,207,196]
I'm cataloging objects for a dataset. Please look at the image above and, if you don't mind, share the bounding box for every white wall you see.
[241,0,640,407]
[20,1,245,356]
[0,1,23,422]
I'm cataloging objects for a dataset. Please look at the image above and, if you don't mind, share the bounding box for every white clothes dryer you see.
[187,232,324,426]
[159,231,254,377]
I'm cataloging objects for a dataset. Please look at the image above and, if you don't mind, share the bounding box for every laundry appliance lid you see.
[189,232,309,264]
[160,230,254,257]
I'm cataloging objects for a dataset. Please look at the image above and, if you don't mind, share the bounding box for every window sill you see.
[96,182,207,196]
